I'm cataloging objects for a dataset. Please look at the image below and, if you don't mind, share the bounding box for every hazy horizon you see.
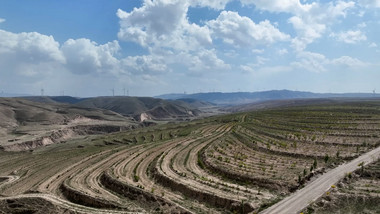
[1,0,379,97]
[1,88,379,99]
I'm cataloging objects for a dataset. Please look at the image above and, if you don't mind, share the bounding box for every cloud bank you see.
[0,0,378,96]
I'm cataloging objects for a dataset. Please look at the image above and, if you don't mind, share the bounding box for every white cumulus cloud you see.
[207,11,289,48]
[290,1,355,51]
[292,51,328,72]
[277,48,289,55]
[330,56,367,67]
[0,30,64,63]
[0,29,134,78]
[122,55,168,75]
[116,0,230,75]
[189,49,230,72]
[241,0,314,14]
[359,0,380,8]
[61,39,121,75]
[117,0,211,51]
[369,42,377,48]
[242,0,355,51]
[330,30,367,44]
[189,0,232,10]
[292,51,368,72]
[0,30,65,77]
[0,18,5,23]
[117,1,187,40]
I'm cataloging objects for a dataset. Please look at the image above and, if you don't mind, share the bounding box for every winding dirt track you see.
[259,146,380,214]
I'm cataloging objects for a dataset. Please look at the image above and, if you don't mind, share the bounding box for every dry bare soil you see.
[1,99,380,213]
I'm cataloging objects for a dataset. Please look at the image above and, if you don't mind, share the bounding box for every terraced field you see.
[1,101,380,213]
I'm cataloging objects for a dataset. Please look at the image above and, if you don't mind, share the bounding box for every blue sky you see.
[0,0,379,97]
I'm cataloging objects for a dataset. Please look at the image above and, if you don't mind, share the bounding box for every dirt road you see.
[259,146,380,214]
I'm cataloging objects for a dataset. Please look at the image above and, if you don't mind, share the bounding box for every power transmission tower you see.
[41,88,44,96]
[111,88,115,97]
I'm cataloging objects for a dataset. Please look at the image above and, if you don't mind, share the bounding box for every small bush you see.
[313,159,318,169]
[347,172,352,179]
[324,154,329,163]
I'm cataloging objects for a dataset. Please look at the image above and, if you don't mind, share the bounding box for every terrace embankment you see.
[60,181,120,209]
[100,171,190,213]
[151,158,254,213]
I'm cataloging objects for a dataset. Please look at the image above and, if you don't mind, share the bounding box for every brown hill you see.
[75,96,200,121]
[0,98,135,151]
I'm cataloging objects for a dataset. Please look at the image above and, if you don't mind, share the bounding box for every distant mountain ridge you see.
[156,90,380,105]
[0,92,32,97]
[21,96,202,121]
[75,96,198,119]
